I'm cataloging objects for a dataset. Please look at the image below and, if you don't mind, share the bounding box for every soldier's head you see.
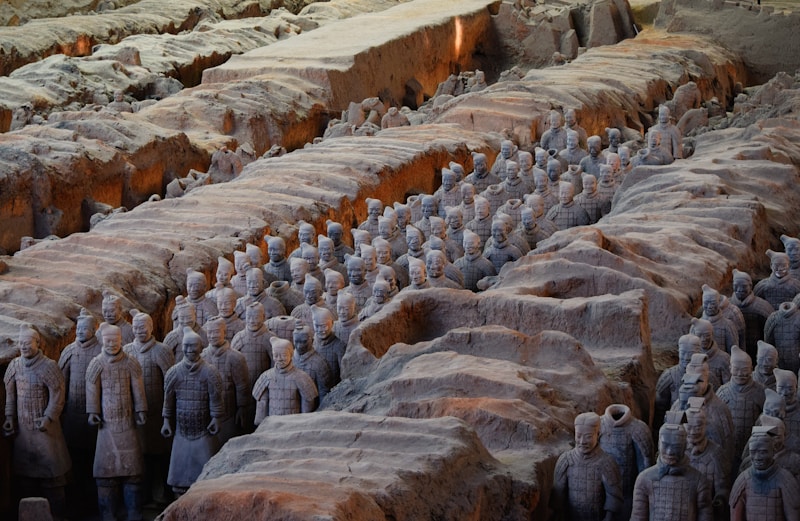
[186,269,207,300]
[101,291,123,324]
[658,422,687,466]
[732,269,753,301]
[246,267,265,297]
[324,269,344,296]
[748,426,776,471]
[76,307,98,342]
[205,316,226,348]
[130,309,153,343]
[182,328,203,363]
[345,255,366,285]
[271,337,293,370]
[311,306,335,338]
[336,293,356,322]
[266,236,286,263]
[677,334,701,372]
[292,324,312,355]
[216,256,235,284]
[573,412,601,456]
[246,302,265,332]
[763,388,786,420]
[216,288,237,319]
[18,324,40,359]
[100,324,122,356]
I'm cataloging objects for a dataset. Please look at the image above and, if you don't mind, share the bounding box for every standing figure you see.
[546,182,590,231]
[755,250,800,310]
[656,334,701,427]
[4,325,72,519]
[96,291,134,346]
[264,236,292,283]
[731,268,773,362]
[161,328,224,497]
[231,302,274,430]
[730,426,800,521]
[526,193,559,238]
[578,136,604,179]
[123,310,174,505]
[774,368,800,453]
[201,316,248,444]
[574,173,603,224]
[230,251,251,297]
[318,235,348,284]
[292,324,332,406]
[252,338,318,423]
[700,284,739,354]
[458,183,477,224]
[690,317,730,389]
[288,221,316,260]
[532,169,558,214]
[517,206,551,251]
[464,152,499,193]
[781,234,800,280]
[312,306,347,387]
[341,255,371,312]
[685,406,730,519]
[235,267,285,320]
[564,108,588,148]
[540,110,567,152]
[404,257,431,291]
[652,105,682,160]
[434,169,461,214]
[184,269,217,328]
[753,340,778,390]
[630,421,713,521]
[558,130,588,172]
[445,205,467,259]
[216,287,245,342]
[326,220,354,265]
[380,211,408,261]
[205,256,235,303]
[455,229,496,292]
[552,412,623,521]
[323,268,346,310]
[86,324,147,521]
[483,219,523,273]
[465,196,493,248]
[334,293,359,346]
[358,198,382,237]
[765,301,800,373]
[163,296,208,361]
[598,404,654,520]
[490,139,518,178]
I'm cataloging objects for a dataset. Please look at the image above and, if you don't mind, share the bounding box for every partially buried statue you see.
[252,338,318,423]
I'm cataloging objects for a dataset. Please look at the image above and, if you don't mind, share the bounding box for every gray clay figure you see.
[685,406,730,518]
[318,235,349,285]
[404,256,431,291]
[690,317,731,389]
[578,136,604,179]
[288,221,316,260]
[163,296,208,362]
[546,182,591,231]
[333,293,359,345]
[465,196,493,248]
[655,334,701,429]
[185,269,217,328]
[358,198,382,238]
[765,301,800,373]
[558,130,588,169]
[215,286,245,342]
[754,250,800,310]
[700,284,739,354]
[96,291,134,346]
[652,105,682,160]
[753,340,778,391]
[483,219,523,273]
[291,324,332,406]
[252,337,318,422]
[312,305,347,386]
[540,111,568,153]
[774,368,800,454]
[264,236,292,283]
[574,173,603,224]
[231,302,274,390]
[341,255,371,311]
[463,153,499,193]
[454,228,496,292]
[235,267,286,320]
[326,220,354,265]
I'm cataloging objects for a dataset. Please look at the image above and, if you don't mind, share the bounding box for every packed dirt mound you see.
[159,412,538,521]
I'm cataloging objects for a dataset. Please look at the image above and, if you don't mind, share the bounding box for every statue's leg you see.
[122,475,144,521]
[96,478,119,521]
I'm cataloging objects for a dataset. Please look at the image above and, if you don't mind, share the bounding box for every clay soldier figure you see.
[559,130,588,170]
[341,255,371,312]
[404,256,431,291]
[163,296,208,362]
[762,388,787,423]
[268,280,304,315]
[700,284,739,354]
[425,236,465,288]
[445,207,466,256]
[684,405,730,518]
[123,310,174,505]
[564,108,588,148]
[392,203,411,236]
[517,206,551,251]
[602,128,621,158]
[491,140,518,178]
[546,158,563,186]
[232,302,274,390]
[318,235,348,284]
[395,225,424,281]
[380,106,409,128]
[326,220,354,264]
[413,195,438,241]
[595,165,617,217]
[464,152,499,193]
[458,182,477,223]
[292,273,334,328]
[161,327,224,498]
[617,146,632,175]
[378,265,400,298]
[655,334,702,431]
[86,324,148,521]
[59,307,102,506]
[96,291,134,346]
[782,234,800,280]
[741,416,800,482]
[425,250,462,289]
[333,293,359,345]
[289,257,309,294]
[518,151,535,190]
[455,228,497,292]
[630,420,713,521]
[755,250,800,310]
[264,236,292,283]
[246,243,264,271]
[434,169,461,215]
[730,426,800,520]
[690,317,731,389]
[540,110,568,153]
[774,368,800,453]
[574,173,603,224]
[289,221,316,260]
[311,305,347,386]
[483,219,523,273]
[106,90,133,113]
[323,268,346,310]
[578,136,604,179]
[292,324,332,406]
[358,198,382,237]
[184,269,217,328]
[716,345,766,471]
[525,193,559,238]
[427,215,462,263]
[235,267,286,320]
[546,182,591,231]
[753,341,778,390]
[351,228,372,258]
[201,316,248,444]
[501,161,529,202]
[551,412,623,521]
[208,145,243,183]
[216,286,245,342]
[380,210,408,261]
[652,105,682,160]
[252,338,318,422]
[359,275,392,320]
[205,256,235,302]
[4,325,72,519]
[230,251,251,297]
[720,295,747,351]
[466,196,493,248]
[599,404,654,520]
[765,301,800,373]
[360,243,380,289]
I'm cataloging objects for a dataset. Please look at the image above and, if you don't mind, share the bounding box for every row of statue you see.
[0,104,782,521]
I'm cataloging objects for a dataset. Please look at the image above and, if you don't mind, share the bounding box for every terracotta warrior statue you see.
[517,206,551,251]
[465,195,493,247]
[311,305,347,387]
[765,301,800,373]
[491,139,519,178]
[753,340,778,390]
[574,173,603,224]
[264,235,292,283]
[4,325,72,519]
[755,250,800,310]
[774,367,800,453]
[781,234,800,280]
[86,324,148,521]
[690,317,731,389]
[215,286,245,342]
[655,334,701,431]
[741,415,800,482]
[358,198,382,238]
[231,301,274,389]
[546,182,590,231]
[434,169,461,215]
[541,110,568,153]
[163,296,208,361]
[326,220,354,264]
[206,256,235,302]
[464,152,499,194]
[602,128,621,158]
[564,108,588,148]
[231,250,251,297]
[342,254,371,311]
[161,327,224,497]
[455,228,496,292]
[500,161,528,202]
[701,284,739,354]
[318,235,348,284]
[291,273,332,328]
[235,267,286,320]
[483,219,523,273]
[684,405,730,518]
[323,267,346,310]
[292,324,332,407]
[404,256,431,291]
[185,268,217,327]
[578,136,604,179]
[630,420,713,521]
[379,210,407,261]
[425,249,462,289]
[333,293,359,346]
[96,291,134,346]
[289,221,316,260]
[445,206,466,254]
[552,412,623,521]
[359,275,393,320]
[253,337,318,422]
[459,182,477,224]
[652,104,682,160]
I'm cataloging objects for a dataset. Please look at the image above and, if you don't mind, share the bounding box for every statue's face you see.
[678,343,698,371]
[293,329,311,354]
[692,325,713,351]
[376,245,392,265]
[246,274,263,296]
[658,430,685,466]
[574,424,598,455]
[609,132,621,148]
[407,231,421,250]
[659,108,669,125]
[132,318,152,343]
[588,140,601,157]
[491,222,506,244]
[373,286,388,304]
[534,172,547,190]
[348,264,365,285]
[648,131,661,149]
[273,345,292,370]
[547,163,560,181]
[325,277,343,296]
[396,209,409,228]
[328,228,343,245]
[566,133,577,151]
[268,243,285,263]
[618,148,630,165]
[787,243,800,263]
[446,213,462,230]
[506,163,519,180]
[685,416,705,445]
[521,212,534,229]
[177,307,195,327]
[206,321,225,347]
[76,320,95,342]
[778,380,797,403]
[464,236,481,256]
[363,251,377,271]
[500,142,512,159]
[383,271,397,292]
[102,301,121,324]
[475,200,490,220]
[114,91,123,103]
[18,333,39,359]
[421,199,435,219]
[319,242,333,262]
[758,352,777,375]
[302,251,319,270]
[535,150,547,167]
[558,184,573,205]
[431,221,445,239]
[427,255,445,278]
[183,338,202,363]
[217,264,234,284]
[750,437,774,471]
[291,264,307,284]
[102,331,122,356]
[549,113,561,129]
[731,360,752,385]
[565,111,576,127]
[299,228,313,244]
[410,265,426,286]
[378,221,391,239]
[732,280,751,301]
[442,174,455,192]
[368,202,382,219]
[235,257,250,275]
[606,155,621,172]
[217,294,235,318]
[764,401,785,420]
[772,258,790,279]
[187,278,205,299]
[702,295,719,317]
[583,176,596,193]
[519,154,532,171]
[461,185,475,203]
[304,285,320,305]
[337,301,355,321]
[246,307,264,331]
